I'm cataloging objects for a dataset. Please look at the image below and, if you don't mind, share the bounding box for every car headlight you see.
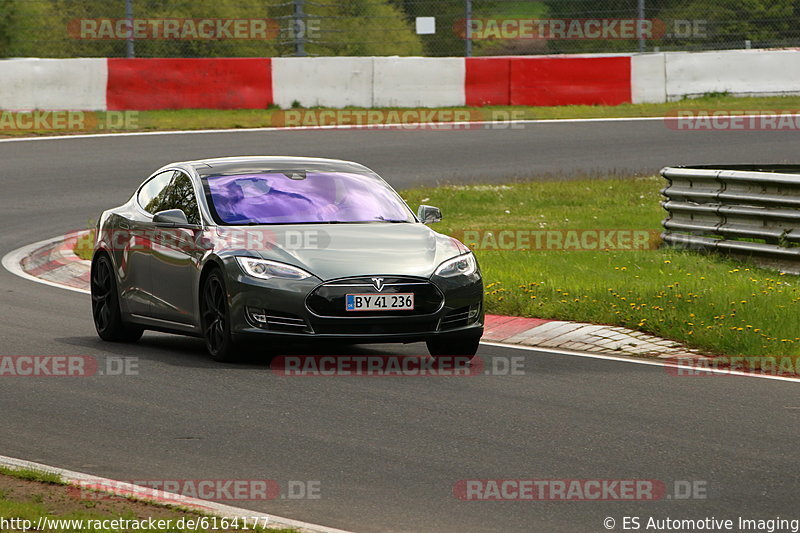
[434,252,477,278]
[236,257,313,280]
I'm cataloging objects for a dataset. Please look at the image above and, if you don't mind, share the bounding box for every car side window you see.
[160,172,202,226]
[137,171,175,215]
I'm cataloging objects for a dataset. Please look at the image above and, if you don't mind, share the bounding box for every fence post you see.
[293,0,306,57]
[637,0,646,52]
[465,0,472,57]
[125,0,135,58]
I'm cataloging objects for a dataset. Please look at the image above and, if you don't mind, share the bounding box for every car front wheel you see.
[91,254,143,342]
[201,270,240,362]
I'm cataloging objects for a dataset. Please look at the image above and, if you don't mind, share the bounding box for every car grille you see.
[306,276,444,317]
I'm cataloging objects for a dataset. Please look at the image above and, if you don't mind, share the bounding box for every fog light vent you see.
[247,307,268,325]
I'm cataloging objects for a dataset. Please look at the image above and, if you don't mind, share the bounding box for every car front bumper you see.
[224,263,484,344]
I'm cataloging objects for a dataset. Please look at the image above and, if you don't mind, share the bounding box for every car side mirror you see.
[417,205,442,224]
[153,209,189,226]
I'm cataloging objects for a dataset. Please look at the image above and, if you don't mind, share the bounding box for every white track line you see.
[481,341,800,383]
[0,454,353,533]
[2,113,797,143]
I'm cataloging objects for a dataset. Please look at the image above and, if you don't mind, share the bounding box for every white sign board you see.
[415,17,435,35]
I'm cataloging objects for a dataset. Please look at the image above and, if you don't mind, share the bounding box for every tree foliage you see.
[0,0,422,58]
[541,0,799,53]
[3,0,800,58]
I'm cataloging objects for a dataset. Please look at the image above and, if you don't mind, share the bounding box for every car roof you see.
[178,156,373,178]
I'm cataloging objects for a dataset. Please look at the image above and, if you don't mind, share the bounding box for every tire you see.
[91,254,143,343]
[426,335,480,360]
[200,270,241,362]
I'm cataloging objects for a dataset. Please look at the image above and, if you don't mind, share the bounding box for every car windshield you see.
[203,171,415,225]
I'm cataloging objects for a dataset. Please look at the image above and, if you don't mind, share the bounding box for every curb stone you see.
[19,230,91,290]
[483,314,708,362]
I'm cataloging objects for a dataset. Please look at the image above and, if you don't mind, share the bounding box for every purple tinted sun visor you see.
[204,171,415,225]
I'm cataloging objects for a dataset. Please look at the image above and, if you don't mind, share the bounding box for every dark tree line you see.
[2,0,799,57]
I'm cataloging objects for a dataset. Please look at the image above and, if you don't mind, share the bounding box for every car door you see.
[117,170,175,317]
[149,171,205,325]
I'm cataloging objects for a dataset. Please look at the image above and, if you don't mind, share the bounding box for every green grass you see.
[3,94,800,137]
[0,471,296,532]
[400,177,800,359]
[0,466,63,485]
[74,231,94,261]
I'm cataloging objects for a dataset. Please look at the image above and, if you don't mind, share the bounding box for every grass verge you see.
[400,176,800,360]
[0,469,293,532]
[3,93,800,137]
[74,231,94,261]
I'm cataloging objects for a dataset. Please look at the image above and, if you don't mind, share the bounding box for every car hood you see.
[214,223,466,281]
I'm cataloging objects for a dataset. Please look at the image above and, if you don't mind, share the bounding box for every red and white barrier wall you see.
[466,55,632,106]
[0,58,108,110]
[1,50,799,111]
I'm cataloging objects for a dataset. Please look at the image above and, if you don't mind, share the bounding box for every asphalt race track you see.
[1,121,799,532]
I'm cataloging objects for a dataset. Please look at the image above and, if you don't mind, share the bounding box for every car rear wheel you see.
[426,335,480,360]
[201,270,241,362]
[91,254,143,342]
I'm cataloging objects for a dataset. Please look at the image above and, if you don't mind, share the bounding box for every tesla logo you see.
[371,277,385,292]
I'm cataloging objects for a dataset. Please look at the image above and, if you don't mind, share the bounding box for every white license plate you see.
[346,293,414,311]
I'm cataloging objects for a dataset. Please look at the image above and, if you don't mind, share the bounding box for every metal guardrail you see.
[661,165,800,264]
